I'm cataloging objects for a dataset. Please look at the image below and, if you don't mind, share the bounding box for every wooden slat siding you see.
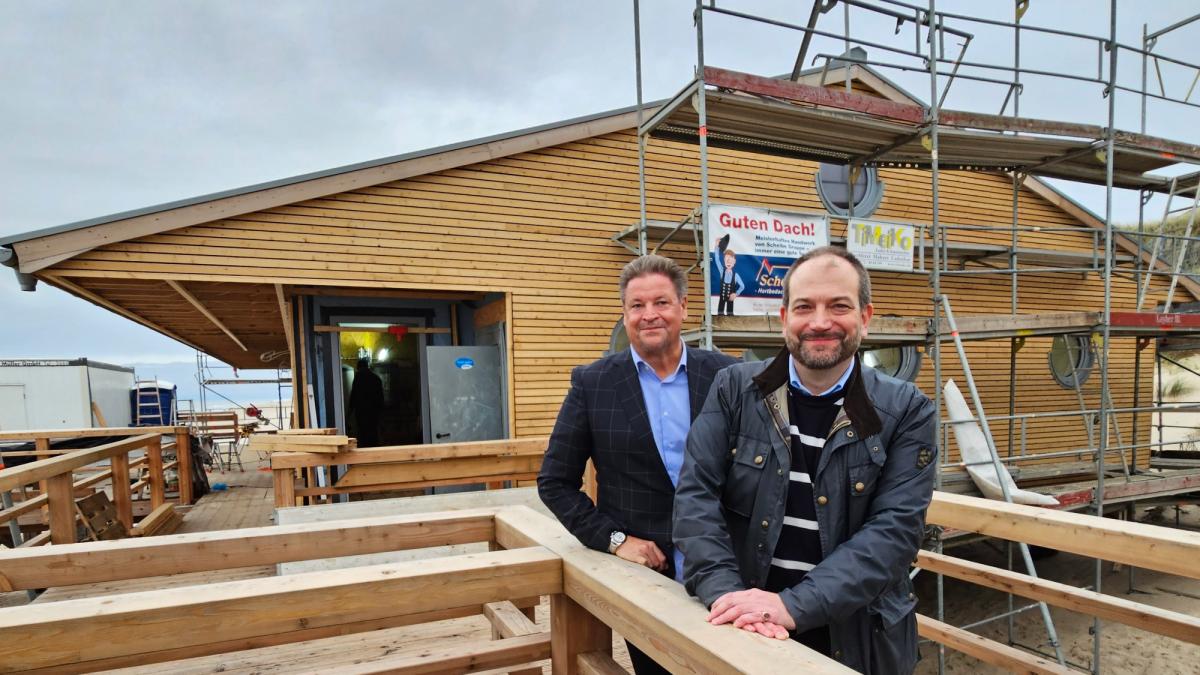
[44,129,1190,458]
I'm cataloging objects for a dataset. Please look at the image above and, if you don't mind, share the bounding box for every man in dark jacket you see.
[538,254,737,675]
[674,246,936,674]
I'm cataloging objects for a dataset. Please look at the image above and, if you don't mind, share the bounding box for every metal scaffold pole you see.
[1094,1,1119,671]
[633,0,648,256]
[924,3,945,673]
[694,0,713,350]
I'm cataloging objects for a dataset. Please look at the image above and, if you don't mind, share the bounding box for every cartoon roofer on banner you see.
[715,234,745,316]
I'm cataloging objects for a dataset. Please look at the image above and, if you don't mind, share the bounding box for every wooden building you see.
[3,62,1198,495]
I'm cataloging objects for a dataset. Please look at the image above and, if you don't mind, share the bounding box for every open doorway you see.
[337,324,423,447]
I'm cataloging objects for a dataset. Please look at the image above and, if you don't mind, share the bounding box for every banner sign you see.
[708,204,829,316]
[846,219,916,272]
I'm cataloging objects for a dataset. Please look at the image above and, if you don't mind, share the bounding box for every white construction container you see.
[0,359,135,431]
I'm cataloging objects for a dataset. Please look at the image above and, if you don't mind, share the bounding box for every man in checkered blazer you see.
[538,254,737,675]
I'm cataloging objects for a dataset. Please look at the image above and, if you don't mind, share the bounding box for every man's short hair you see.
[620,254,687,304]
[781,246,872,309]
[723,248,736,259]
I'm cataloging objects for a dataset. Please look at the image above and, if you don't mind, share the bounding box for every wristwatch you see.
[608,530,627,554]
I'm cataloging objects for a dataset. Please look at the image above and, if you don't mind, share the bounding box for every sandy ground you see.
[914,504,1200,674]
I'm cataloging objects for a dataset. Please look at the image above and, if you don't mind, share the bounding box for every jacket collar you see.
[753,346,883,439]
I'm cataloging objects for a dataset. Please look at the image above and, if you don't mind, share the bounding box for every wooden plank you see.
[0,547,562,671]
[0,509,498,591]
[45,473,77,545]
[703,66,926,123]
[90,401,108,427]
[335,455,541,488]
[916,614,1073,675]
[271,437,547,470]
[916,550,1200,644]
[250,434,350,447]
[926,491,1200,580]
[494,507,852,674]
[132,503,177,537]
[577,651,629,675]
[0,433,160,492]
[322,633,551,675]
[484,601,541,638]
[296,472,540,497]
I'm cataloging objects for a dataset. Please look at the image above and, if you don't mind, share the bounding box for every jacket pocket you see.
[722,441,768,516]
[868,581,919,675]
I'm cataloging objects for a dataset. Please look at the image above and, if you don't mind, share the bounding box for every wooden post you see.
[175,429,192,505]
[35,437,51,515]
[550,594,611,675]
[273,468,296,508]
[146,437,165,509]
[45,473,76,545]
[110,453,133,532]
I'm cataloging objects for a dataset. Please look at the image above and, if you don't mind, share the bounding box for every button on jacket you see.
[674,348,936,674]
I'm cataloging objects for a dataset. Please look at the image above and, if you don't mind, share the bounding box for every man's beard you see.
[784,329,861,370]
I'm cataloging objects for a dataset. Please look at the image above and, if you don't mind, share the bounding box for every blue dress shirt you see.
[788,354,856,397]
[630,342,690,582]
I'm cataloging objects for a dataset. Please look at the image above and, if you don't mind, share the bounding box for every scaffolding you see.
[628,1,1200,673]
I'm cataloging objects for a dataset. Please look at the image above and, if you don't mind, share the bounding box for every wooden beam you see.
[0,509,497,591]
[166,279,248,351]
[577,651,629,675]
[0,433,160,492]
[110,453,133,531]
[270,437,547,470]
[289,286,488,301]
[926,491,1200,580]
[0,426,184,442]
[146,436,165,509]
[273,468,297,508]
[275,283,295,357]
[0,457,146,526]
[916,614,1073,675]
[494,507,852,674]
[45,474,77,545]
[484,601,542,638]
[175,429,192,505]
[916,550,1200,644]
[50,602,538,673]
[334,455,541,488]
[38,274,207,352]
[296,472,540,497]
[551,593,611,675]
[327,633,551,675]
[0,547,562,671]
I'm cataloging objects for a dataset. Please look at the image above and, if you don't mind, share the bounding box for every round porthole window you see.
[608,320,630,356]
[815,162,885,217]
[860,345,921,382]
[1048,335,1095,388]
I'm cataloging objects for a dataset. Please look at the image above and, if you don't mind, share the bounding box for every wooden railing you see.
[0,426,191,545]
[916,491,1200,673]
[269,437,547,508]
[0,505,840,673]
[3,489,1195,672]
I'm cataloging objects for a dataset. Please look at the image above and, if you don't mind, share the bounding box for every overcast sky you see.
[2,1,1197,385]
